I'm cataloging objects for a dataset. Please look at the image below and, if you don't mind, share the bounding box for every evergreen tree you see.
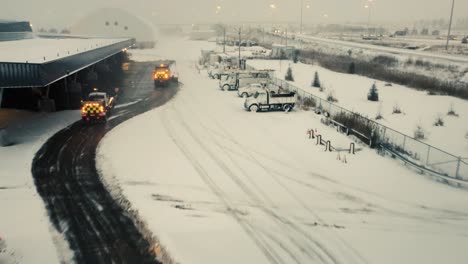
[293,50,300,63]
[348,62,356,74]
[367,82,379,101]
[285,67,294,81]
[312,71,321,88]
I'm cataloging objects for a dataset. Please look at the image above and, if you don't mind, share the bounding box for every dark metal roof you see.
[0,38,134,88]
[0,21,32,32]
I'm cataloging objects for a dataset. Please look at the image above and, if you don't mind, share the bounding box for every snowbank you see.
[0,109,78,264]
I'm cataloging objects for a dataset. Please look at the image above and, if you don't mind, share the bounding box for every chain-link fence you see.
[260,72,468,181]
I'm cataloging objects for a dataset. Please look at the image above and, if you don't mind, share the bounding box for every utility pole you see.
[238,26,241,68]
[285,27,288,46]
[223,26,226,53]
[446,0,455,50]
[262,27,265,44]
[367,5,371,36]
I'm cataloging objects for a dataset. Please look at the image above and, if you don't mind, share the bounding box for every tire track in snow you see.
[168,105,337,264]
[32,62,174,264]
[160,110,283,264]
[169,73,367,264]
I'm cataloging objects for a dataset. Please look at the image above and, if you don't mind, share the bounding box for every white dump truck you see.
[209,65,237,80]
[244,90,297,112]
[219,70,274,91]
[237,82,278,98]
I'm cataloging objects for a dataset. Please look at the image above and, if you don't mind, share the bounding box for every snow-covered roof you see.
[0,37,130,63]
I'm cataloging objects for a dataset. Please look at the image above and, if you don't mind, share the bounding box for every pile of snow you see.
[97,38,468,264]
[0,109,78,264]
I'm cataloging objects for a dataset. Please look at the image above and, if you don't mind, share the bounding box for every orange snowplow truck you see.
[153,60,178,87]
[81,91,115,123]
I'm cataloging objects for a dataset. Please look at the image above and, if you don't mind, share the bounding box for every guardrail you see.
[246,64,468,181]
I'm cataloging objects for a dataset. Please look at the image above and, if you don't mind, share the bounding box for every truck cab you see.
[219,70,274,91]
[154,60,178,87]
[237,82,278,98]
[81,91,115,123]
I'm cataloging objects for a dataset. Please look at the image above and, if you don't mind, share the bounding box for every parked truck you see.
[81,90,115,123]
[153,60,178,87]
[219,70,274,91]
[244,90,296,112]
[208,64,236,80]
[237,82,278,98]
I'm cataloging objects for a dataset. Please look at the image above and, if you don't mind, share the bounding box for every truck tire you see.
[223,84,230,91]
[283,104,292,112]
[249,104,259,112]
[241,92,248,98]
[214,74,219,79]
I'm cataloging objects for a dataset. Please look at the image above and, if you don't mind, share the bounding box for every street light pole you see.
[285,27,288,46]
[367,6,371,36]
[365,4,371,36]
[446,0,455,50]
[300,0,303,34]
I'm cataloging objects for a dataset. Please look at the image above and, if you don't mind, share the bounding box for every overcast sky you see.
[1,0,466,28]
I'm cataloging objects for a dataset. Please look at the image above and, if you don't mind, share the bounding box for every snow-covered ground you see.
[248,60,468,159]
[97,37,468,264]
[0,37,130,63]
[0,109,78,264]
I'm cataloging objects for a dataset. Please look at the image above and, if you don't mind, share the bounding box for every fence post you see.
[349,143,355,154]
[326,140,332,151]
[456,157,461,180]
[382,127,386,142]
[317,135,322,145]
[426,146,431,166]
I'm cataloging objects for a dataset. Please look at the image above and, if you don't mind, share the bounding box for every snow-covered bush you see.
[301,97,316,110]
[327,91,338,103]
[434,115,444,126]
[372,55,399,67]
[312,71,321,88]
[447,103,459,117]
[285,67,294,81]
[367,82,379,101]
[414,125,425,139]
[392,103,402,114]
[332,112,380,147]
[375,103,383,120]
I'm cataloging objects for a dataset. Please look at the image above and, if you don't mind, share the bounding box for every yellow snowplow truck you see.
[153,60,178,87]
[81,91,115,123]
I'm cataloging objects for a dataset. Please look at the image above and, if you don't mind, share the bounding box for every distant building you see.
[0,20,33,41]
[189,30,216,40]
[70,8,155,49]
